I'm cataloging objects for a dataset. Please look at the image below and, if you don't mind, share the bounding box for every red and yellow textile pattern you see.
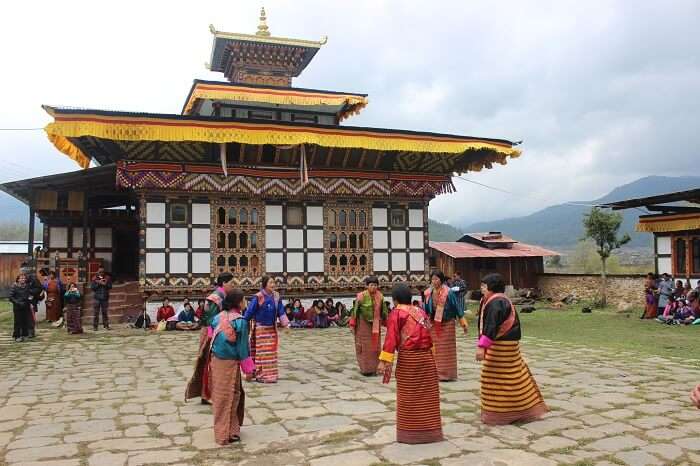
[395,348,443,444]
[182,82,368,120]
[480,340,547,425]
[430,319,458,381]
[185,327,213,402]
[636,213,700,233]
[43,110,520,168]
[250,324,279,383]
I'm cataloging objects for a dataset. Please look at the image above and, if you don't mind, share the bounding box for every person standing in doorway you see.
[243,276,290,383]
[90,266,112,331]
[350,276,389,376]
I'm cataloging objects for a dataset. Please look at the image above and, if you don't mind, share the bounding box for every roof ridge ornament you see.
[256,7,271,37]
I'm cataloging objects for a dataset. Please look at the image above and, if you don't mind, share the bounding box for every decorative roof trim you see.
[636,213,700,233]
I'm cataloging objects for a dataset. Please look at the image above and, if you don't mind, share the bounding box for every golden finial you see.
[256,7,271,37]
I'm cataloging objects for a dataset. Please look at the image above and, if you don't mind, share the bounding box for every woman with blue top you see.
[243,276,290,383]
[209,288,254,445]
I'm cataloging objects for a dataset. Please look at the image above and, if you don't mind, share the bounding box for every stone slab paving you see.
[1,328,700,465]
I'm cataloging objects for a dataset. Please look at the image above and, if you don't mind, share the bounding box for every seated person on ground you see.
[304,301,319,328]
[195,299,206,321]
[315,300,330,328]
[156,298,176,322]
[289,299,308,328]
[335,302,350,327]
[176,302,200,330]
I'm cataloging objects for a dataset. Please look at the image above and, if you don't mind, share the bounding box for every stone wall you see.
[537,273,645,309]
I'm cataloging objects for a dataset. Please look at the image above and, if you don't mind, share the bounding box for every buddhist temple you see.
[0,9,522,316]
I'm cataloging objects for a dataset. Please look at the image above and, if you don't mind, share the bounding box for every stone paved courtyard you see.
[1,327,700,466]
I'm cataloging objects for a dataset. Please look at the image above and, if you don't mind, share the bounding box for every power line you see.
[454,175,620,209]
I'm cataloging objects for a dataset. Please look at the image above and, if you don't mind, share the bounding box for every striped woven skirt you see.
[185,327,212,401]
[395,348,443,444]
[210,355,245,445]
[65,304,83,334]
[355,319,381,375]
[251,324,279,383]
[480,340,548,425]
[430,319,458,381]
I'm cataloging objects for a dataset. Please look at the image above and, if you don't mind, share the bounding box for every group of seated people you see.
[285,298,352,328]
[154,297,204,331]
[657,280,700,325]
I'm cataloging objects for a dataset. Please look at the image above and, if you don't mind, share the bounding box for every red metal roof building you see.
[429,233,558,289]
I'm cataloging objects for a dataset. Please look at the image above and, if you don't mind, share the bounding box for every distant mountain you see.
[428,219,463,242]
[463,176,700,248]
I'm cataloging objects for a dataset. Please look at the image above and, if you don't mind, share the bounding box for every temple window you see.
[325,204,371,276]
[339,233,348,249]
[228,256,237,267]
[339,210,347,227]
[251,208,259,225]
[349,233,357,249]
[330,255,338,266]
[228,232,237,249]
[287,205,303,226]
[676,238,687,274]
[339,255,348,266]
[171,203,187,223]
[350,255,358,266]
[330,233,338,249]
[359,233,366,249]
[328,210,336,226]
[250,232,258,248]
[239,208,248,225]
[217,232,226,249]
[218,207,226,225]
[359,211,366,227]
[251,256,259,271]
[240,232,248,249]
[212,201,264,279]
[391,209,405,227]
[228,208,237,225]
[693,238,700,274]
[349,210,357,227]
[217,255,225,267]
[240,255,248,267]
[360,255,367,266]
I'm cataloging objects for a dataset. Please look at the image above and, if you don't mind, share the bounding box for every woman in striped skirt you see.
[378,284,443,444]
[243,276,290,383]
[476,273,547,425]
[424,271,468,381]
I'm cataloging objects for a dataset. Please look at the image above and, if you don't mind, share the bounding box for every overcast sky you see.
[1,0,698,225]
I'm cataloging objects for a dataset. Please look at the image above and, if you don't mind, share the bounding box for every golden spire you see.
[256,7,271,37]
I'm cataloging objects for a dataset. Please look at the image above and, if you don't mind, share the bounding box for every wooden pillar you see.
[508,258,513,287]
[82,194,89,257]
[27,206,35,255]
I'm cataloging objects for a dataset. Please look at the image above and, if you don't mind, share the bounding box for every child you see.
[64,283,83,334]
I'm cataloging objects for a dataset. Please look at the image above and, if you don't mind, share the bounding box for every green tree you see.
[582,207,631,306]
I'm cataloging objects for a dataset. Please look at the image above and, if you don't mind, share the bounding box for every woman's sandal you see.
[229,435,241,443]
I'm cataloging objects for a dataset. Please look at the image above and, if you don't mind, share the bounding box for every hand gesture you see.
[475,347,485,362]
[691,384,700,408]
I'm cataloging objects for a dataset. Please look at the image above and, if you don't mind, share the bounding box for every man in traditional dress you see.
[477,272,547,425]
[424,271,467,381]
[378,283,443,444]
[243,276,289,383]
[350,276,389,376]
[185,272,235,404]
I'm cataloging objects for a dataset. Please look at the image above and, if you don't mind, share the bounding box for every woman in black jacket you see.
[9,274,32,342]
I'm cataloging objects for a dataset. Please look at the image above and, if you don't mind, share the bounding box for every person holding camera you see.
[90,266,112,331]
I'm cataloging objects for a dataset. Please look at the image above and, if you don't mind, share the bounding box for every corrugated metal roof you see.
[429,241,558,259]
[0,241,43,254]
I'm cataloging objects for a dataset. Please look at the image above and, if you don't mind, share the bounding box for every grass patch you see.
[516,303,700,360]
[0,299,13,332]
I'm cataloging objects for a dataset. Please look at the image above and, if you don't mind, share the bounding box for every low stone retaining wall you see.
[537,273,645,309]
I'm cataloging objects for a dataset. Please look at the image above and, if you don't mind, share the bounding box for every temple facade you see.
[1,9,521,306]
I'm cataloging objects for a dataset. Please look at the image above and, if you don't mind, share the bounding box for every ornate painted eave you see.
[636,213,700,233]
[181,80,368,120]
[42,106,522,173]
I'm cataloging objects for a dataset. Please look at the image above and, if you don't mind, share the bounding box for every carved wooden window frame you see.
[213,200,265,278]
